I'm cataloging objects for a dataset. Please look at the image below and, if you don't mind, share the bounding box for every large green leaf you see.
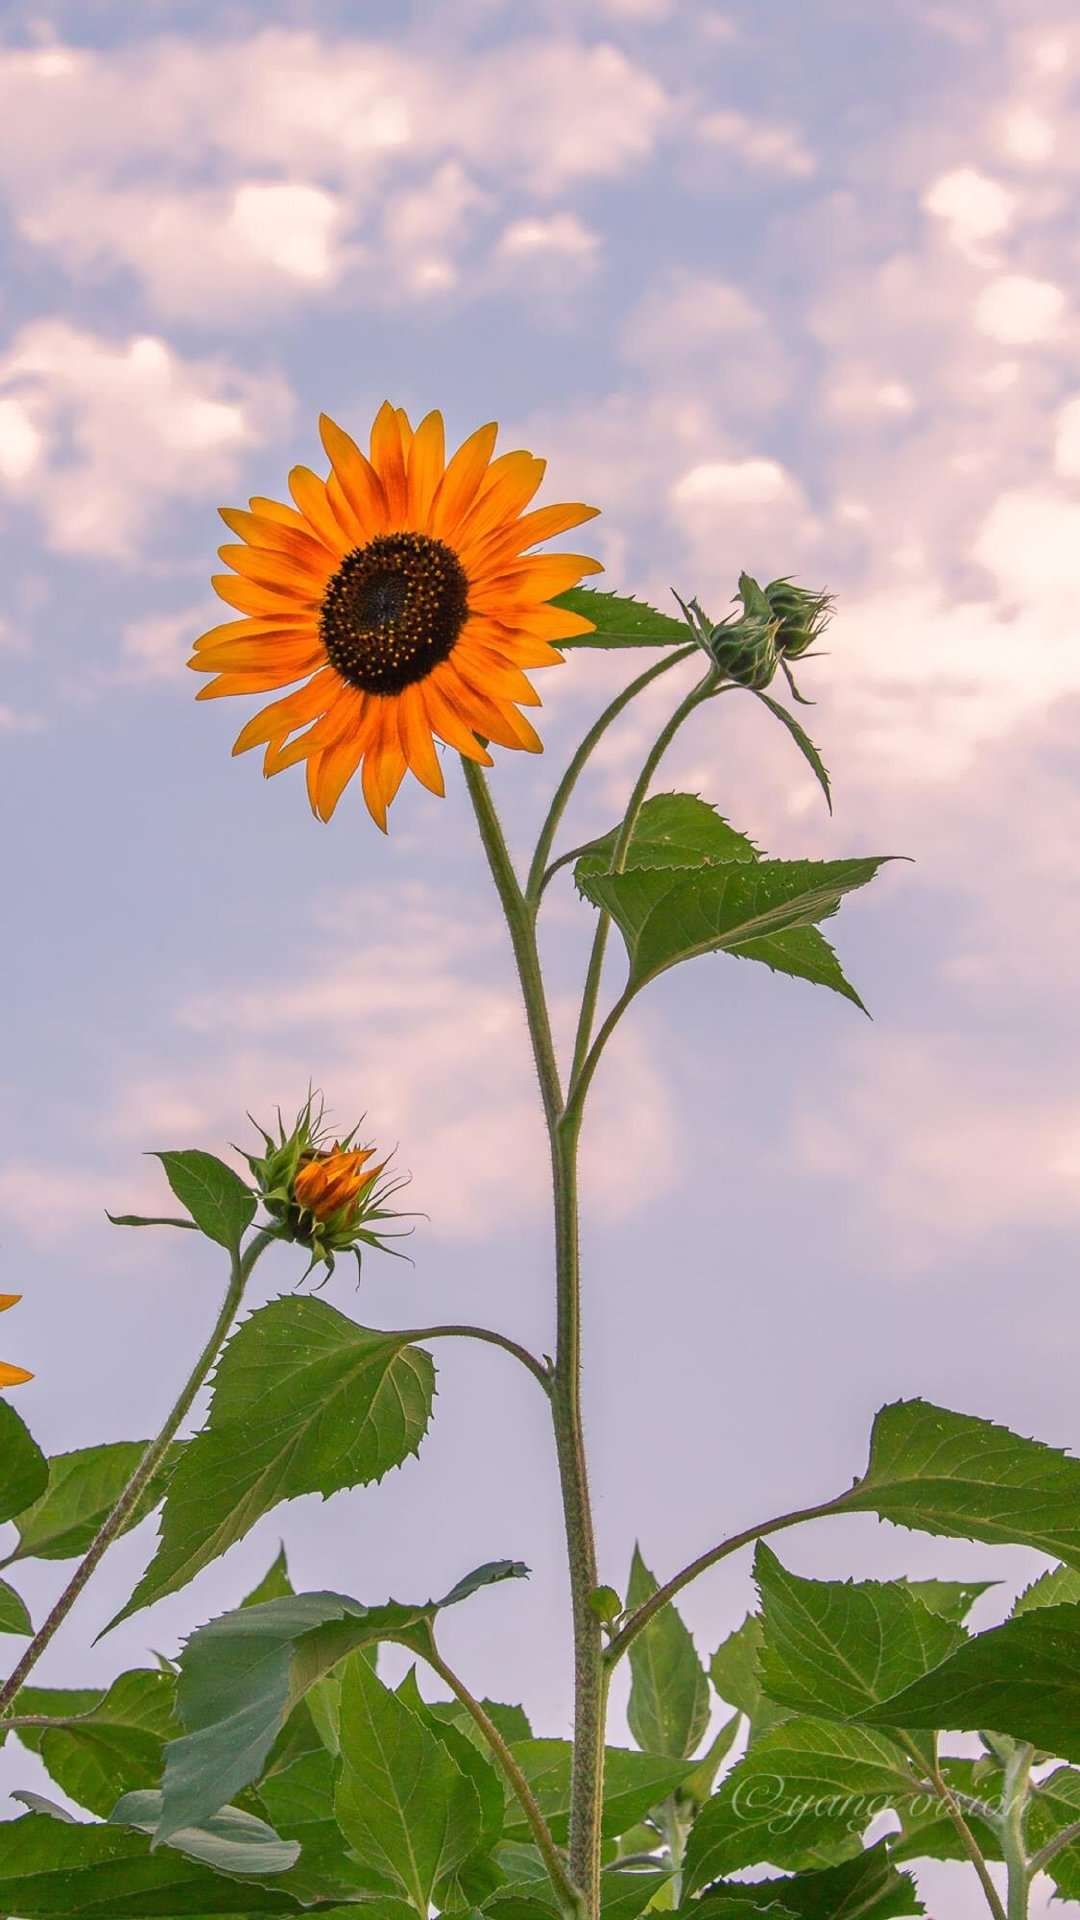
[1013,1562,1080,1613]
[0,1397,48,1522]
[551,588,688,649]
[429,1696,533,1746]
[0,1809,314,1915]
[0,1574,31,1633]
[256,1748,398,1903]
[905,1580,994,1624]
[694,1842,923,1916]
[395,1667,504,1902]
[154,1150,256,1251]
[1027,1766,1080,1899]
[335,1652,482,1914]
[682,1720,918,1887]
[709,1615,788,1741]
[159,1561,527,1840]
[9,1441,185,1563]
[860,1601,1080,1758]
[15,1668,177,1817]
[113,1298,436,1624]
[754,1544,963,1721]
[841,1399,1080,1564]
[578,854,886,999]
[575,795,758,884]
[113,1790,298,1879]
[503,1741,691,1844]
[626,1545,711,1759]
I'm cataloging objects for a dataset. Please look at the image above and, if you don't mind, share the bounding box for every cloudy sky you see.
[2,2,1079,1911]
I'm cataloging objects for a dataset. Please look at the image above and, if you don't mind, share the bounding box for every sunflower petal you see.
[314,734,366,821]
[457,453,546,549]
[0,1362,32,1388]
[231,668,338,756]
[196,666,322,698]
[0,1294,21,1312]
[212,573,322,618]
[397,683,445,796]
[469,552,603,609]
[419,678,494,765]
[219,506,337,570]
[429,421,499,539]
[406,410,446,530]
[319,413,389,539]
[288,466,351,554]
[218,544,328,594]
[369,401,408,520]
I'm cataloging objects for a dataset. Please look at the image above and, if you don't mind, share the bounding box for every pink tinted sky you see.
[1,4,1079,1913]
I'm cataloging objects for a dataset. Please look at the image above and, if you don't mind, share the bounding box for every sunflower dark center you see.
[320,531,469,695]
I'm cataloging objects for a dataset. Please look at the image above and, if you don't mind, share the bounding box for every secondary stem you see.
[895,1735,1007,1920]
[463,760,604,1917]
[1001,1742,1033,1920]
[0,1229,271,1717]
[422,1643,582,1920]
[394,1324,551,1392]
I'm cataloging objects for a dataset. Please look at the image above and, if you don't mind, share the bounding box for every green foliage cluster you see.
[1,586,1070,1920]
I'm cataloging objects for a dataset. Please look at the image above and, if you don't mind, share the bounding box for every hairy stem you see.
[463,760,605,1917]
[896,1735,1007,1920]
[0,1230,271,1716]
[525,644,697,907]
[568,672,723,1088]
[422,1644,583,1920]
[394,1324,551,1392]
[1001,1742,1033,1920]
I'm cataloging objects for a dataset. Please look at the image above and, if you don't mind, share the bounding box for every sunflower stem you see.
[463,759,603,1918]
[525,644,697,909]
[0,1230,272,1717]
[568,671,722,1092]
[393,1323,551,1392]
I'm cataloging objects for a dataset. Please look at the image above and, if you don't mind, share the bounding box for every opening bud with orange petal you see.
[242,1096,412,1279]
[0,1292,32,1388]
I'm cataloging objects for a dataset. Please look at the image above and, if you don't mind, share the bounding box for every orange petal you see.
[453,640,542,706]
[196,666,323,698]
[0,1294,21,1312]
[0,1362,33,1387]
[288,466,351,555]
[212,573,322,618]
[457,453,546,551]
[265,686,367,772]
[406,410,445,531]
[463,617,565,669]
[218,544,329,594]
[231,667,338,756]
[469,553,603,609]
[192,636,325,674]
[369,401,408,521]
[395,407,414,461]
[418,678,494,765]
[319,414,389,540]
[397,683,445,796]
[219,507,337,572]
[439,660,542,752]
[248,493,325,537]
[314,734,366,820]
[429,421,499,539]
[192,616,310,652]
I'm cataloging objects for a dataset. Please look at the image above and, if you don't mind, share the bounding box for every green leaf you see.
[153,1150,256,1252]
[887,1759,1002,1867]
[579,855,887,997]
[727,925,867,1012]
[840,1398,1080,1565]
[601,1868,673,1919]
[159,1560,527,1840]
[429,1697,533,1746]
[906,1579,994,1624]
[15,1668,178,1817]
[0,1575,31,1633]
[0,1809,313,1915]
[694,1842,923,1916]
[241,1546,294,1609]
[256,1747,398,1903]
[113,1789,299,1878]
[504,1741,692,1844]
[112,1298,436,1624]
[626,1545,711,1759]
[10,1441,185,1563]
[754,1543,963,1721]
[709,1615,788,1741]
[1013,1562,1080,1614]
[575,794,758,885]
[682,1720,918,1886]
[682,1713,742,1805]
[1027,1765,1080,1899]
[753,693,832,814]
[0,1397,49,1523]
[395,1667,504,1899]
[551,588,689,650]
[335,1652,482,1914]
[859,1600,1080,1757]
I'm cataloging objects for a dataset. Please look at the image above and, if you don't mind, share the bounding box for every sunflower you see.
[0,1291,31,1388]
[189,403,601,829]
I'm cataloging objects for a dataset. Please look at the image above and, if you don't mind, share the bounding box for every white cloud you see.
[0,321,292,555]
[696,109,815,179]
[118,603,212,684]
[0,394,44,484]
[0,30,669,317]
[998,105,1056,165]
[973,486,1080,602]
[973,273,1066,344]
[922,166,1015,258]
[671,457,798,509]
[498,213,599,261]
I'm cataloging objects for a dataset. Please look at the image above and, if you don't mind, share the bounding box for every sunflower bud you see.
[0,1292,32,1388]
[706,573,781,690]
[243,1099,408,1277]
[762,577,834,660]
